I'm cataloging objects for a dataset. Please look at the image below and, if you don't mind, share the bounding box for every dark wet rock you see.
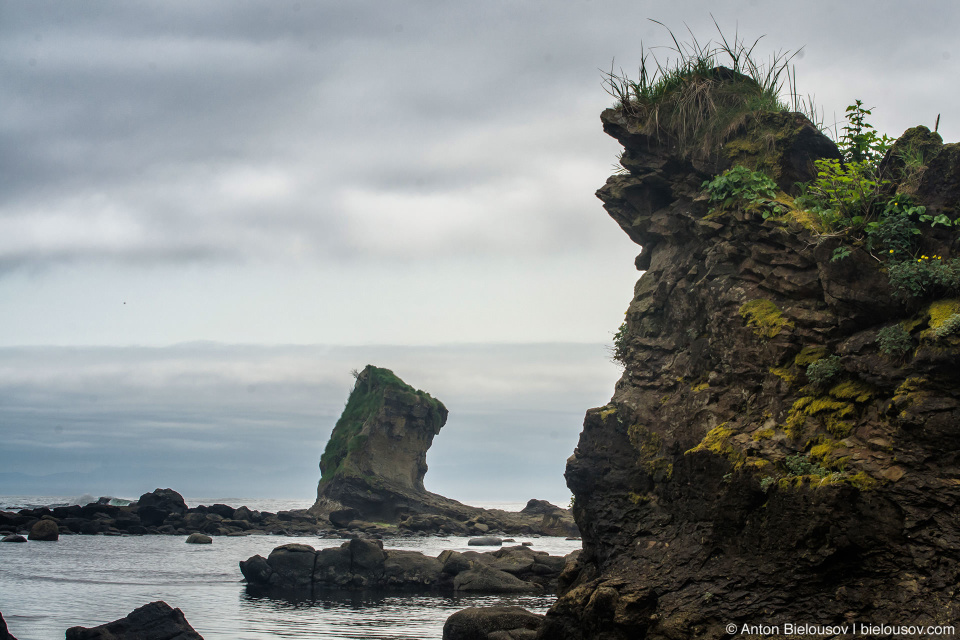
[65,600,203,640]
[239,554,273,584]
[136,489,187,527]
[28,518,59,541]
[265,543,316,589]
[453,564,541,593]
[242,542,567,593]
[185,533,212,544]
[443,606,543,640]
[1,534,26,543]
[468,536,502,546]
[328,508,359,528]
[0,609,17,640]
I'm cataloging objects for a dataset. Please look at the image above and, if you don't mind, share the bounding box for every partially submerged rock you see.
[65,601,203,640]
[240,540,570,594]
[442,606,543,640]
[27,518,59,541]
[184,533,211,544]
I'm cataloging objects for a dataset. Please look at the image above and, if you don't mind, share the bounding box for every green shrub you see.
[887,256,960,298]
[784,454,832,478]
[702,165,782,216]
[806,355,842,387]
[876,325,912,357]
[611,319,629,367]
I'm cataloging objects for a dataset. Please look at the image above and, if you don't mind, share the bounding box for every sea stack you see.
[310,365,449,522]
[540,69,960,636]
[308,365,578,536]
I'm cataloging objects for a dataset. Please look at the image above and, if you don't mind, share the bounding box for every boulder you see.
[438,550,473,575]
[185,533,212,544]
[239,555,273,585]
[442,606,543,640]
[28,518,59,541]
[65,601,202,639]
[136,489,187,527]
[468,536,502,546]
[232,506,259,522]
[382,550,442,587]
[1,609,18,640]
[328,508,359,528]
[453,564,541,593]
[1,535,26,543]
[266,544,316,588]
[519,499,561,515]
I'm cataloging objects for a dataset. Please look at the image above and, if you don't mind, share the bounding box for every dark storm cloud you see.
[0,343,617,502]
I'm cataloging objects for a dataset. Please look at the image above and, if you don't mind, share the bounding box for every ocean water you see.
[0,497,577,640]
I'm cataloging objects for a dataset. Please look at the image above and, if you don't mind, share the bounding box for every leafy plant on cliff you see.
[887,255,960,298]
[806,355,842,387]
[702,165,783,217]
[876,325,912,357]
[610,318,628,367]
[602,21,813,156]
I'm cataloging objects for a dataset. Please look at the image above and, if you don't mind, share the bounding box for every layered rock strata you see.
[539,96,960,636]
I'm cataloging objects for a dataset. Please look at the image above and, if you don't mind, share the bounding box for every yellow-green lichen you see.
[600,406,618,420]
[828,380,874,403]
[807,437,846,468]
[928,298,960,330]
[847,471,879,491]
[739,299,794,339]
[752,427,775,441]
[794,345,829,367]
[685,424,740,461]
[691,382,710,393]
[626,491,649,505]
[783,395,855,439]
[770,367,797,384]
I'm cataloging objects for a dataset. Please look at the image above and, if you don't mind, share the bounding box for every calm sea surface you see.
[0,496,580,640]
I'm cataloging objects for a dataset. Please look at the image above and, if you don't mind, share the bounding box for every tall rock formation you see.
[540,75,960,637]
[310,365,578,536]
[311,365,449,522]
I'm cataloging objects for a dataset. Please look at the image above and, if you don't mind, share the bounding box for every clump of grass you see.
[602,18,817,157]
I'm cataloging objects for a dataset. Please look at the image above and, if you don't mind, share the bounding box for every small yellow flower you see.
[889,249,894,253]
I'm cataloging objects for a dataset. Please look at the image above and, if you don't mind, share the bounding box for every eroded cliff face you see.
[540,107,960,638]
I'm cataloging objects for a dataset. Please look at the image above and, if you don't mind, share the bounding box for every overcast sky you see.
[2,1,958,504]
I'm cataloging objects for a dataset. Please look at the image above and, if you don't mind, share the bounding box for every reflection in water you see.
[240,587,558,639]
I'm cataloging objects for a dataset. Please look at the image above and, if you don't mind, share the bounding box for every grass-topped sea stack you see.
[310,365,448,523]
[539,25,960,640]
[308,365,578,536]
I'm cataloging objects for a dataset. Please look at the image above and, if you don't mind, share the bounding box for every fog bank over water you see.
[0,342,619,506]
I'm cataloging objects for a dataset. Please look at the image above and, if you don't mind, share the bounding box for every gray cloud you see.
[8,1,955,271]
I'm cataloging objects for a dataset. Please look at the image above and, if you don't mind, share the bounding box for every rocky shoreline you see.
[0,488,578,540]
